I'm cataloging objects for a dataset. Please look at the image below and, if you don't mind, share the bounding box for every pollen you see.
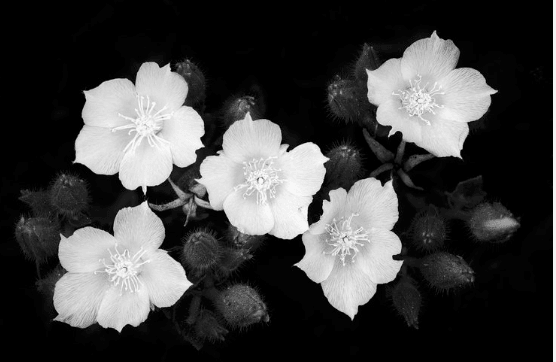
[112,94,173,154]
[234,156,285,205]
[95,243,151,295]
[392,75,444,125]
[323,213,370,266]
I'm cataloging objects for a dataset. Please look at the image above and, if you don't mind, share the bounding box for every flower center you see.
[323,213,370,266]
[112,94,173,154]
[234,156,285,205]
[95,243,151,295]
[392,74,444,125]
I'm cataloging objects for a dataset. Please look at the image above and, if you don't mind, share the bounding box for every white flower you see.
[197,113,328,239]
[53,202,192,332]
[75,62,205,193]
[366,31,497,158]
[295,178,402,319]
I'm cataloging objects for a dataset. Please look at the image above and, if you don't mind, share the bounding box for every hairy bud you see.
[354,43,381,82]
[215,284,269,329]
[195,309,228,342]
[175,59,206,110]
[327,75,372,124]
[222,96,263,128]
[419,252,474,292]
[225,223,264,251]
[181,230,221,271]
[15,216,61,263]
[19,189,57,218]
[391,277,421,329]
[324,142,363,190]
[410,205,447,251]
[49,173,89,216]
[467,202,520,242]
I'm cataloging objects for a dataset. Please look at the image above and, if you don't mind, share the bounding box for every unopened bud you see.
[419,252,474,292]
[327,75,372,124]
[467,202,520,242]
[19,189,57,218]
[354,43,381,82]
[410,205,446,251]
[225,223,264,250]
[391,277,421,329]
[175,59,206,109]
[216,247,252,278]
[215,284,269,329]
[49,173,89,216]
[446,175,487,211]
[181,230,221,271]
[222,95,263,128]
[15,216,61,263]
[36,264,66,317]
[195,309,228,342]
[324,142,363,190]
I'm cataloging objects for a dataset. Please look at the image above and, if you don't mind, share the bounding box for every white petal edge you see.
[223,189,274,235]
[53,272,110,328]
[295,232,335,283]
[141,250,192,308]
[357,228,403,284]
[268,188,312,239]
[96,283,150,333]
[82,78,137,128]
[160,106,205,167]
[309,188,347,235]
[366,58,405,106]
[376,97,423,144]
[135,62,188,112]
[197,154,244,210]
[58,227,116,273]
[419,118,469,158]
[279,142,328,197]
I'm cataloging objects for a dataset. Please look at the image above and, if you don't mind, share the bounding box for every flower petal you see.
[295,232,335,283]
[321,261,377,320]
[309,188,347,235]
[376,97,423,144]
[345,178,399,231]
[357,228,403,284]
[118,139,173,191]
[82,78,137,128]
[419,118,469,158]
[113,202,165,257]
[438,68,497,122]
[53,271,110,328]
[135,62,188,112]
[366,58,405,106]
[279,142,328,197]
[197,154,244,210]
[268,188,312,239]
[96,283,150,332]
[401,31,460,82]
[141,250,192,308]
[223,189,274,235]
[74,125,131,175]
[160,106,205,167]
[222,113,282,163]
[58,227,116,273]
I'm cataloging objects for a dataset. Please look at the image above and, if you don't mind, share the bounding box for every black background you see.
[3,1,552,361]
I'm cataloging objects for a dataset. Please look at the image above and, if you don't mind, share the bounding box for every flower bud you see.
[19,189,57,218]
[225,223,264,251]
[174,59,206,110]
[467,202,520,242]
[181,230,221,271]
[222,95,263,128]
[324,142,363,190]
[215,284,269,329]
[419,252,474,292]
[36,264,66,317]
[216,247,252,278]
[15,216,61,263]
[391,277,421,329]
[195,309,228,342]
[327,75,372,124]
[354,43,381,82]
[49,173,89,216]
[446,175,487,211]
[410,205,446,251]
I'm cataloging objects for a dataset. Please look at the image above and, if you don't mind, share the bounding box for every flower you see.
[197,113,328,239]
[295,178,402,319]
[75,62,205,193]
[53,202,192,332]
[366,31,497,158]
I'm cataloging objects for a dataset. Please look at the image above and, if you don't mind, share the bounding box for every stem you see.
[394,139,406,165]
[369,163,394,178]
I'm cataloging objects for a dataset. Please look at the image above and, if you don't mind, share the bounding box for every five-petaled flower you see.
[366,31,497,158]
[295,178,402,319]
[53,202,192,332]
[75,62,205,193]
[197,113,328,239]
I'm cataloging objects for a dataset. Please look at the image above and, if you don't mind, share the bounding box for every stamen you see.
[323,213,370,266]
[233,156,285,205]
[97,243,151,295]
[111,93,174,154]
[392,74,445,125]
